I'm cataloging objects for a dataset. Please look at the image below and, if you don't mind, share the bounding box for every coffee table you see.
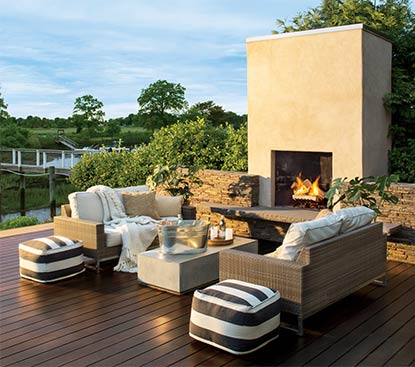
[137,236,258,295]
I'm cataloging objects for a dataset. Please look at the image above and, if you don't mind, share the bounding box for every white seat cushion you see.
[68,192,104,223]
[104,227,123,247]
[268,214,343,261]
[334,206,375,233]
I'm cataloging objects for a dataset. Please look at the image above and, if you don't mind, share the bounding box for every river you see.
[1,207,61,223]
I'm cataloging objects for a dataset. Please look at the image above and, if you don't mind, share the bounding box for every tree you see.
[180,101,247,127]
[274,0,415,182]
[0,90,10,125]
[137,80,187,129]
[72,95,105,134]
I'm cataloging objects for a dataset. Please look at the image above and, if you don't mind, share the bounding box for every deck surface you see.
[1,227,414,366]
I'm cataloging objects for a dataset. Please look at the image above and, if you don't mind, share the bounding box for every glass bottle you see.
[177,213,184,226]
[218,215,226,239]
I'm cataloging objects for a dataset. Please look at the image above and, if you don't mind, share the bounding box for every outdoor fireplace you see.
[274,151,332,207]
[247,25,391,207]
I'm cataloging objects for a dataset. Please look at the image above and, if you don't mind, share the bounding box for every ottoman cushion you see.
[189,279,280,355]
[19,236,84,283]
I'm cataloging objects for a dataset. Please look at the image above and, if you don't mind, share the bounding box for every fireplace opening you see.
[274,151,332,206]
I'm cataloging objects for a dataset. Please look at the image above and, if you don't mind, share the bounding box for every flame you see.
[309,176,321,196]
[293,176,309,195]
[293,175,322,197]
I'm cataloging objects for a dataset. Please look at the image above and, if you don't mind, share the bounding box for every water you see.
[1,207,61,223]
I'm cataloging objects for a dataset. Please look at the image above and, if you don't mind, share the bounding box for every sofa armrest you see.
[61,204,72,217]
[219,249,305,305]
[54,216,105,251]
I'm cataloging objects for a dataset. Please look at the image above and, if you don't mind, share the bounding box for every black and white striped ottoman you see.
[19,236,84,283]
[189,279,281,355]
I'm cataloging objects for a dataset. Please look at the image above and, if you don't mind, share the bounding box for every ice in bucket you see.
[158,220,209,255]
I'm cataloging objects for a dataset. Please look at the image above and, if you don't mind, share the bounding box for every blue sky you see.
[0,0,321,119]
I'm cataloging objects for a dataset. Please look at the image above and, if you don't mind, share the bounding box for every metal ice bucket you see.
[158,220,209,255]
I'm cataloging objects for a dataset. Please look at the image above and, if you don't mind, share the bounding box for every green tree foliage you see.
[137,80,187,130]
[104,119,122,136]
[72,95,105,134]
[180,101,246,128]
[274,0,415,182]
[0,125,40,148]
[0,90,10,124]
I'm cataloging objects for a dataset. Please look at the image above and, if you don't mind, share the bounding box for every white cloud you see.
[0,0,322,118]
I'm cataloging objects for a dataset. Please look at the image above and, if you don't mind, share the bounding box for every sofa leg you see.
[281,316,304,336]
[372,274,387,287]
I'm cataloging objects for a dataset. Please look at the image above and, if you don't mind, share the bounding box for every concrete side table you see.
[137,237,258,295]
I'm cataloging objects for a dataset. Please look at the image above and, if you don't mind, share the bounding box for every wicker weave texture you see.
[220,222,386,324]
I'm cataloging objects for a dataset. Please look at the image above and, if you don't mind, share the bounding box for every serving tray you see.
[207,238,233,246]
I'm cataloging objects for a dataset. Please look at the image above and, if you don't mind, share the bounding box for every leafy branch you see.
[325,175,399,217]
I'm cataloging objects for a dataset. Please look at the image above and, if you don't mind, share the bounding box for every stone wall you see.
[192,171,415,263]
[378,183,415,229]
[190,169,259,207]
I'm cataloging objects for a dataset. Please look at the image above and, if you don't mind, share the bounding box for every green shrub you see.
[69,149,149,190]
[0,216,39,230]
[222,122,248,171]
[68,118,248,189]
[389,140,415,183]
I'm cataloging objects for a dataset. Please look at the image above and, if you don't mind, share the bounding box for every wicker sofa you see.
[54,187,196,270]
[219,221,386,335]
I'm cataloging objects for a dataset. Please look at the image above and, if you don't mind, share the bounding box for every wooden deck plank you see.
[384,336,415,366]
[331,298,415,366]
[277,262,415,366]
[42,306,192,367]
[302,276,415,366]
[358,317,415,366]
[0,228,414,367]
[2,293,182,365]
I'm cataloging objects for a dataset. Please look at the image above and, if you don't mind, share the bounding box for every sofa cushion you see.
[114,185,149,203]
[334,206,375,233]
[156,195,183,217]
[104,227,123,247]
[68,192,104,223]
[122,191,161,219]
[268,214,342,261]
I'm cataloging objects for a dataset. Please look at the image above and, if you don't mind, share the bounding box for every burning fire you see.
[292,175,325,200]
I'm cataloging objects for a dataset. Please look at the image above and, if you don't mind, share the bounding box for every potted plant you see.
[325,175,399,218]
[146,164,202,205]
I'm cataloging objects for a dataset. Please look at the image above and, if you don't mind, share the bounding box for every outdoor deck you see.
[1,226,414,366]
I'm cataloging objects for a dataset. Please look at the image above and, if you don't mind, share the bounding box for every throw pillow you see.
[114,185,150,210]
[334,206,375,233]
[68,192,104,222]
[122,191,160,219]
[156,195,183,217]
[268,214,343,261]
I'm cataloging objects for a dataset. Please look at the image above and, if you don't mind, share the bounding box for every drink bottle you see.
[218,215,226,239]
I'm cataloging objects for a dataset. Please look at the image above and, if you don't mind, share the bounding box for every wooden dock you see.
[1,225,414,366]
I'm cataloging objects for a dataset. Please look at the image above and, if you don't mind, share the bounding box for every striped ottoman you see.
[189,279,281,355]
[19,236,84,283]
